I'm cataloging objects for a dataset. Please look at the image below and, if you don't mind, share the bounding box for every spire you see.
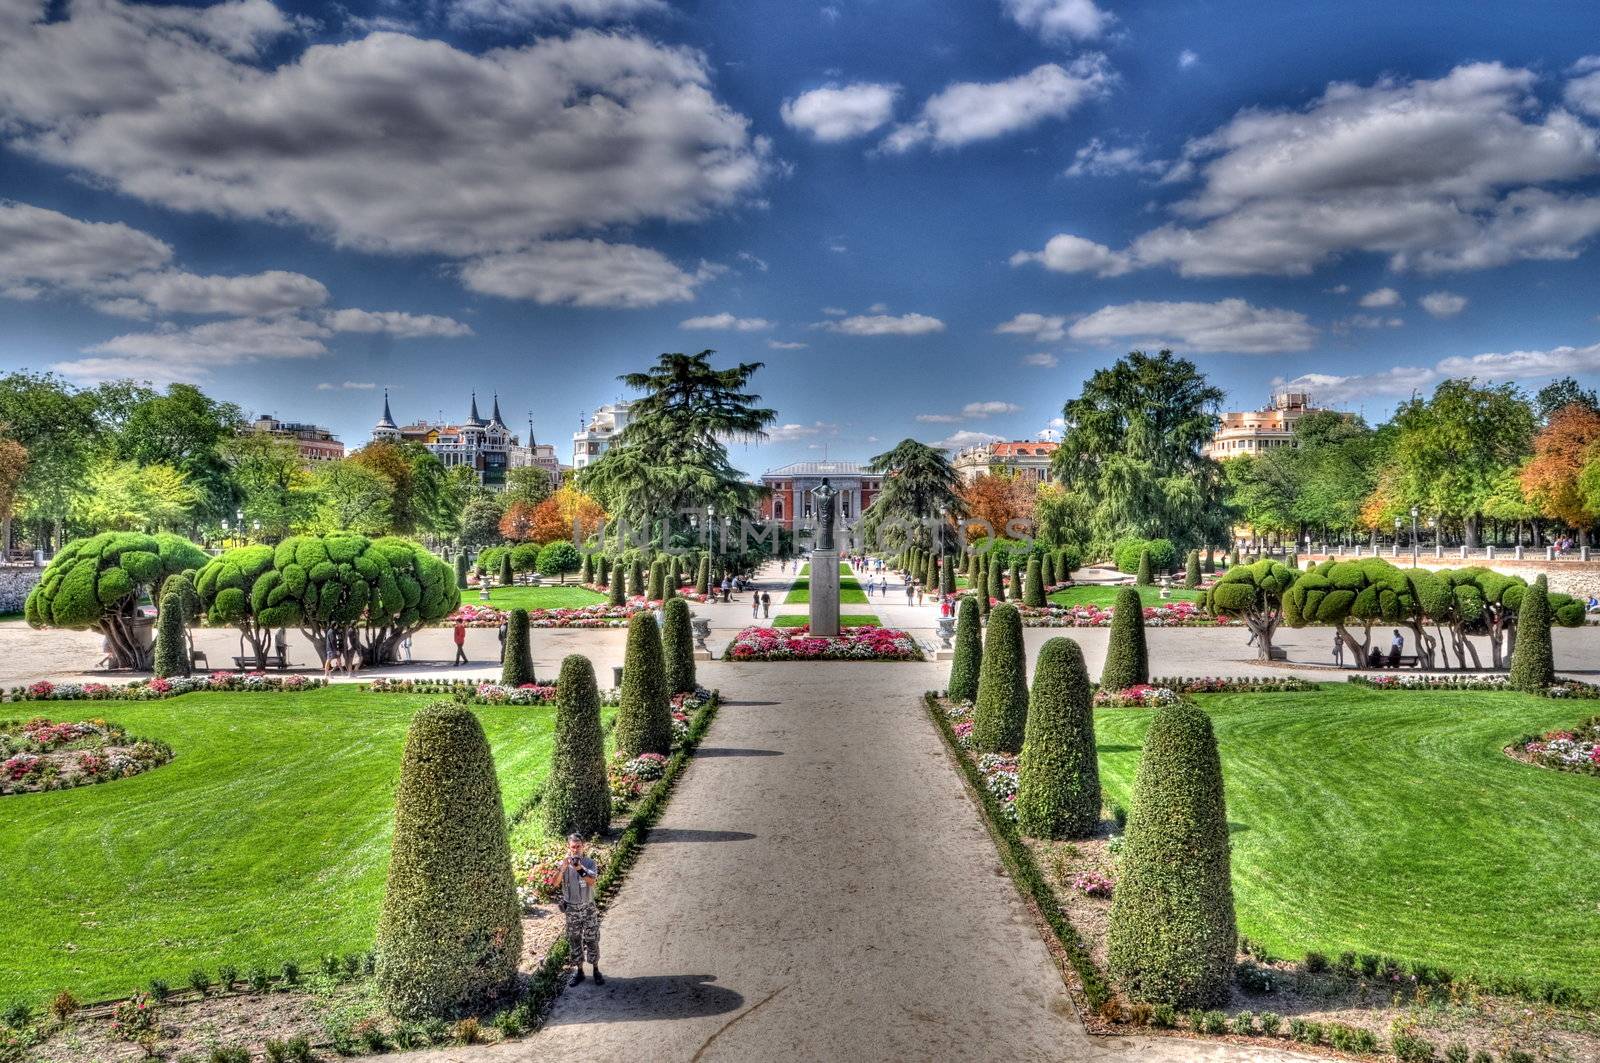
[490,393,509,430]
[467,392,486,427]
[375,389,398,432]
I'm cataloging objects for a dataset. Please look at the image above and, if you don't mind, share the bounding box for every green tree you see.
[0,372,101,549]
[1040,551,1055,588]
[503,465,556,511]
[615,611,671,756]
[375,704,521,1018]
[696,555,711,595]
[537,541,582,583]
[220,433,313,542]
[499,549,514,589]
[1023,556,1045,607]
[1108,703,1236,1008]
[1208,559,1298,662]
[312,460,393,535]
[1101,587,1149,689]
[1016,637,1099,839]
[1535,377,1599,421]
[72,458,201,532]
[501,608,536,686]
[543,654,611,838]
[972,603,1027,753]
[607,572,626,606]
[646,558,665,601]
[114,383,242,522]
[860,439,966,554]
[947,595,982,703]
[458,491,505,550]
[153,591,189,678]
[1507,574,1555,691]
[662,597,697,695]
[1008,558,1023,601]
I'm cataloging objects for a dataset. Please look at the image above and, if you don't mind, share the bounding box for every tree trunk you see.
[1405,620,1435,669]
[1245,611,1279,661]
[1463,514,1480,548]
[1335,621,1369,663]
[99,609,149,671]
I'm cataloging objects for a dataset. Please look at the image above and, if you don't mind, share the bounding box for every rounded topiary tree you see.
[152,591,189,678]
[1101,586,1148,690]
[543,654,611,838]
[615,610,671,756]
[501,608,535,687]
[1023,556,1045,607]
[662,597,696,695]
[947,594,982,703]
[1184,550,1200,589]
[1108,702,1236,1009]
[1016,637,1099,839]
[536,541,580,584]
[498,549,514,588]
[1136,549,1153,587]
[973,603,1027,753]
[1508,574,1555,691]
[375,703,522,1019]
[25,532,209,670]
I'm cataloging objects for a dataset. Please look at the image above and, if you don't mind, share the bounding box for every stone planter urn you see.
[691,616,711,652]
[936,615,956,649]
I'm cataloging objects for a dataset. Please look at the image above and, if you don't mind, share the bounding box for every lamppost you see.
[220,517,230,549]
[1393,516,1402,558]
[1410,506,1419,567]
[235,508,244,546]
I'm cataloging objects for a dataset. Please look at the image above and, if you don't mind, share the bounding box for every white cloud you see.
[737,251,769,272]
[1009,233,1132,277]
[815,312,946,336]
[1276,338,1600,405]
[1332,314,1404,332]
[882,58,1112,152]
[1178,49,1199,70]
[866,302,889,313]
[324,308,474,337]
[765,421,838,442]
[1019,63,1600,278]
[0,11,770,258]
[1021,352,1058,367]
[1272,367,1436,405]
[316,380,377,390]
[134,270,329,316]
[1064,137,1164,178]
[56,315,332,382]
[1001,0,1112,42]
[820,306,848,316]
[450,0,665,27]
[916,401,1021,424]
[461,240,716,308]
[933,429,1005,450]
[679,313,773,331]
[1358,287,1402,308]
[995,312,1067,342]
[1067,298,1317,353]
[1420,291,1468,318]
[767,339,808,350]
[1564,55,1600,118]
[781,82,899,142]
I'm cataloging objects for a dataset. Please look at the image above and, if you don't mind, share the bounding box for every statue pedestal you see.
[809,549,840,637]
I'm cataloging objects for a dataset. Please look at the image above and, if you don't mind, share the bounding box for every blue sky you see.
[4,0,1600,475]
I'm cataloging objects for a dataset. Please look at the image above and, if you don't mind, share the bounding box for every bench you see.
[232,652,287,671]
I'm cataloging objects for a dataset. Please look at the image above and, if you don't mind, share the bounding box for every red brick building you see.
[758,460,882,529]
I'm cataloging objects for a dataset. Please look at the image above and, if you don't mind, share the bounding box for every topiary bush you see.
[973,603,1027,753]
[1108,701,1237,1009]
[1041,552,1055,588]
[153,592,189,678]
[947,595,982,703]
[662,597,696,695]
[1101,586,1149,690]
[1508,574,1555,691]
[646,559,664,602]
[1185,550,1200,589]
[500,608,535,687]
[607,575,625,607]
[1016,637,1100,839]
[375,703,522,1019]
[537,541,582,584]
[1008,559,1024,601]
[595,554,610,588]
[940,555,956,596]
[1137,549,1153,586]
[615,610,671,756]
[987,555,1004,603]
[1023,557,1045,607]
[543,654,611,838]
[1113,537,1176,575]
[455,552,470,590]
[1057,546,1081,581]
[498,550,513,589]
[697,556,711,596]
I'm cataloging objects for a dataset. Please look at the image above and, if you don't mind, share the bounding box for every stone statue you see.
[812,478,839,552]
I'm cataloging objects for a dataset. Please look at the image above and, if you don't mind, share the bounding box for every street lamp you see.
[1393,516,1402,557]
[220,517,230,549]
[1409,506,1419,567]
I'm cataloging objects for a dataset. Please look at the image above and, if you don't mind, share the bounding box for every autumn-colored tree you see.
[1520,403,1600,533]
[0,432,27,550]
[529,485,607,545]
[499,500,538,542]
[961,472,1035,540]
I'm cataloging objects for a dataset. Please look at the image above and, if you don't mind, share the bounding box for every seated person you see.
[1366,646,1384,669]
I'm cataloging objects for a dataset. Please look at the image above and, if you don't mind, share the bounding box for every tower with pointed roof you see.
[373,389,400,442]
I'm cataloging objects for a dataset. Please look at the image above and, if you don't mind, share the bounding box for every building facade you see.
[758,460,882,530]
[951,440,1059,485]
[1203,391,1323,459]
[245,415,344,463]
[372,392,544,488]
[572,401,636,470]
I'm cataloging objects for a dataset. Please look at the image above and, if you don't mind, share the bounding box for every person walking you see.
[752,591,760,619]
[916,583,924,607]
[401,632,413,664]
[761,590,771,618]
[452,618,468,666]
[1387,629,1404,668]
[558,834,603,986]
[1332,632,1344,668]
[905,580,914,605]
[323,627,341,678]
[346,627,362,677]
[274,626,288,667]
[497,617,508,663]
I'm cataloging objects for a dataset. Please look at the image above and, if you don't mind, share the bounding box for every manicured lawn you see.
[1094,684,1600,992]
[0,686,587,1003]
[1047,584,1204,608]
[772,614,882,628]
[486,584,605,611]
[784,563,868,605]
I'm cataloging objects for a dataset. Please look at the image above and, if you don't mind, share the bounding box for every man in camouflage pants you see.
[558,834,603,985]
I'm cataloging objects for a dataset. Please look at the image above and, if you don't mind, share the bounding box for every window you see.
[774,499,784,519]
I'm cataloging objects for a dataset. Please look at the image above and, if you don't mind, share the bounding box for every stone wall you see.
[0,566,41,615]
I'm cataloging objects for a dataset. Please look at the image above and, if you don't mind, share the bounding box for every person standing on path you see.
[905,580,915,606]
[452,618,468,666]
[761,590,771,618]
[497,618,507,662]
[752,592,760,619]
[1332,633,1344,668]
[323,627,341,678]
[559,835,603,986]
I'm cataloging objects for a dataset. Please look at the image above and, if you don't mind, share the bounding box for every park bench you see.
[231,650,287,671]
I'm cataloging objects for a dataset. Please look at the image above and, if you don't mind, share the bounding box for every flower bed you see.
[1348,674,1600,698]
[1093,684,1182,709]
[1018,600,1238,628]
[0,716,173,795]
[1510,717,1600,776]
[445,602,645,628]
[1151,676,1318,695]
[3,674,325,704]
[722,624,923,661]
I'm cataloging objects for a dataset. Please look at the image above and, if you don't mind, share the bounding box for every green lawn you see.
[772,614,882,628]
[784,563,868,605]
[1095,684,1600,991]
[485,584,605,611]
[0,686,585,1004]
[1046,584,1204,608]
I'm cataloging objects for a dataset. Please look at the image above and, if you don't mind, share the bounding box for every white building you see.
[372,392,547,488]
[1203,391,1325,459]
[572,401,636,470]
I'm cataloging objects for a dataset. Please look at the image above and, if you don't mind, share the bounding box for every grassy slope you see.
[486,584,605,611]
[1094,684,1600,991]
[1047,584,1204,608]
[0,686,571,1003]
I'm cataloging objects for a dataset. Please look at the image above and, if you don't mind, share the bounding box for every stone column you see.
[810,549,840,637]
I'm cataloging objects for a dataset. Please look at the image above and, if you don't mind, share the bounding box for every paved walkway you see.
[407,662,1314,1062]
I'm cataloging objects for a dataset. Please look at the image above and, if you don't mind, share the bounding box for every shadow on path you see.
[546,973,744,1024]
[695,747,784,758]
[646,827,757,843]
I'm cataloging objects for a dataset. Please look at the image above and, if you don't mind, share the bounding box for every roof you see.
[761,460,870,478]
[990,441,1059,458]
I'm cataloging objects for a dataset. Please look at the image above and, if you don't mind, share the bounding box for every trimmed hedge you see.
[1136,549,1153,586]
[1108,702,1237,1009]
[1113,537,1175,576]
[973,603,1027,753]
[1041,552,1055,588]
[543,654,611,838]
[987,555,1004,604]
[1016,637,1100,839]
[153,592,188,679]
[596,554,610,588]
[1023,557,1045,607]
[1008,559,1023,602]
[615,611,671,756]
[662,597,696,695]
[646,560,664,602]
[1508,574,1555,691]
[455,552,470,590]
[1100,586,1149,690]
[375,703,522,1018]
[1056,546,1081,581]
[696,556,711,596]
[500,608,536,687]
[628,560,644,598]
[499,550,513,588]
[1184,550,1200,588]
[948,595,982,703]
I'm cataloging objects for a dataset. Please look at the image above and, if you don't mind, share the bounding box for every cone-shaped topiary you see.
[1101,586,1149,690]
[967,551,980,585]
[375,703,522,1019]
[1108,702,1236,1009]
[455,552,470,590]
[987,555,1004,603]
[1016,637,1099,839]
[697,556,711,595]
[153,592,189,678]
[627,559,644,598]
[579,552,593,584]
[543,654,611,838]
[1136,549,1153,586]
[596,554,610,588]
[973,603,1027,753]
[500,608,535,687]
[940,555,956,595]
[662,597,696,695]
[1184,550,1200,589]
[1041,552,1055,589]
[1203,548,1215,574]
[615,610,671,756]
[976,564,991,617]
[1008,559,1023,601]
[1023,557,1045,607]
[1508,573,1555,691]
[646,559,664,602]
[947,595,982,703]
[498,550,513,589]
